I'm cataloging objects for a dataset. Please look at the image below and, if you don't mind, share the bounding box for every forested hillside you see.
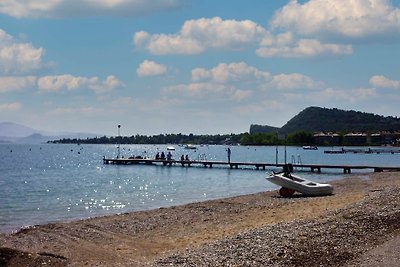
[251,107,400,134]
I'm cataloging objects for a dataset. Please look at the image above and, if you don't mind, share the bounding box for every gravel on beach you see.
[1,172,400,266]
[155,187,400,267]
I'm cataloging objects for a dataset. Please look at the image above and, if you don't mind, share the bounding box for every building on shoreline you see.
[314,132,341,146]
[313,131,400,146]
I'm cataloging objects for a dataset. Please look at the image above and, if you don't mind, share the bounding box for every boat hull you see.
[266,173,333,196]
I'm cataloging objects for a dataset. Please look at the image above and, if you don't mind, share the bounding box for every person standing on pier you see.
[167,151,172,161]
[226,147,231,163]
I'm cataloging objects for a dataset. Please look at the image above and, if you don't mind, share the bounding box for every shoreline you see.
[0,171,339,235]
[1,172,400,266]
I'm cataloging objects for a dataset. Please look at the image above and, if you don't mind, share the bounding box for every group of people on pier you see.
[180,154,190,161]
[155,152,190,162]
[155,151,172,160]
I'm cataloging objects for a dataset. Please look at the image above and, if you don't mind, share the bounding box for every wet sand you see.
[1,172,400,266]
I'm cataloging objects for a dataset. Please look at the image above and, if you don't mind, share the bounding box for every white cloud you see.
[369,75,400,89]
[162,82,228,99]
[37,74,123,94]
[253,0,400,60]
[137,60,167,77]
[134,16,357,58]
[38,75,89,92]
[270,0,400,39]
[260,31,294,47]
[0,102,22,111]
[133,13,364,58]
[133,31,150,47]
[0,29,45,74]
[0,76,36,93]
[270,73,323,90]
[257,38,353,58]
[134,17,267,55]
[0,0,184,18]
[162,81,251,102]
[164,62,322,103]
[257,0,400,58]
[190,62,320,90]
[192,62,270,83]
[89,75,124,94]
[191,68,211,82]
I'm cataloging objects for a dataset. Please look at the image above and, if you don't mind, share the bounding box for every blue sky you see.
[1,0,400,136]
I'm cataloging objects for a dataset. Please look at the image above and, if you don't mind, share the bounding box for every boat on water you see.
[266,172,333,197]
[184,144,197,149]
[303,146,318,150]
[167,146,175,151]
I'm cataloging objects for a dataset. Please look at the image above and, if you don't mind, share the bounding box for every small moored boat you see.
[266,172,333,197]
[184,144,196,149]
[303,146,318,150]
[167,146,175,151]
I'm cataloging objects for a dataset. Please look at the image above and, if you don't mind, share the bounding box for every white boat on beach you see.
[167,146,175,151]
[266,172,333,197]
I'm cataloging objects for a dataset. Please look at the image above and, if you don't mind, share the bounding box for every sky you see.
[0,0,400,136]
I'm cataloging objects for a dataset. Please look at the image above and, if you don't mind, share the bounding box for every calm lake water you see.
[0,143,399,233]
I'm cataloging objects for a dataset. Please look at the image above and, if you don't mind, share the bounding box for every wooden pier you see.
[103,157,400,174]
[324,148,400,154]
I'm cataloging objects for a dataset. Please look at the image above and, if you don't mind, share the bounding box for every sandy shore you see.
[1,172,400,266]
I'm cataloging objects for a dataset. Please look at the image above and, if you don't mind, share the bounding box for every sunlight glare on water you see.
[0,143,399,233]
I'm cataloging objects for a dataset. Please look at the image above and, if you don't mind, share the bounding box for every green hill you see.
[250,107,400,134]
[249,124,280,134]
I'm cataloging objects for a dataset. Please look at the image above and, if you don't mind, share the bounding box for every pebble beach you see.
[1,172,400,266]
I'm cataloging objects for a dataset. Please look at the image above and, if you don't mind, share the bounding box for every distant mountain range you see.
[250,107,400,134]
[0,122,99,144]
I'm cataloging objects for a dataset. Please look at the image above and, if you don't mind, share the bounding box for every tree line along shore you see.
[48,106,400,146]
[48,130,400,147]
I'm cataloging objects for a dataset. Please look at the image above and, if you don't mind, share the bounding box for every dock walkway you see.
[324,148,400,154]
[103,158,400,174]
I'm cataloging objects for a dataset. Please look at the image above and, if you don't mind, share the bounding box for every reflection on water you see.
[0,143,399,233]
